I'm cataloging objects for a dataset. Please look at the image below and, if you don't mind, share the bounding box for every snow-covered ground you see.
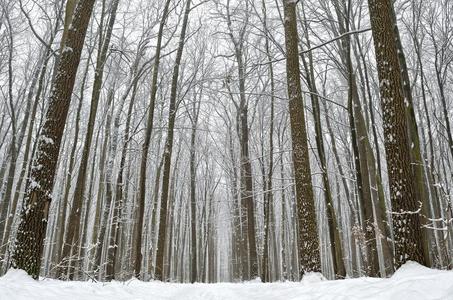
[1,262,452,300]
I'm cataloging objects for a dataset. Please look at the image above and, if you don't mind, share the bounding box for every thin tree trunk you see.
[0,15,17,259]
[299,6,346,277]
[261,0,276,282]
[92,87,117,277]
[283,0,320,274]
[155,0,192,281]
[189,91,201,283]
[106,68,139,280]
[135,0,171,279]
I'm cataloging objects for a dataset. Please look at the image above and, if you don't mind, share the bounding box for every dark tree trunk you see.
[11,0,96,279]
[282,0,320,274]
[155,0,191,281]
[60,0,120,279]
[135,0,171,279]
[367,0,426,267]
[189,92,200,283]
[299,6,346,277]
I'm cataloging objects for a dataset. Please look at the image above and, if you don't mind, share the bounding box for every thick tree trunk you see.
[389,7,433,267]
[60,0,120,279]
[367,0,426,267]
[11,0,96,279]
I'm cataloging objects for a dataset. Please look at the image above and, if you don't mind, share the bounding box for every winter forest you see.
[0,0,453,298]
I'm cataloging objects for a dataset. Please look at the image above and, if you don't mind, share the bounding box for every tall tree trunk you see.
[322,98,361,276]
[135,0,171,279]
[367,0,426,267]
[299,5,346,278]
[353,85,394,276]
[189,91,200,283]
[412,23,448,266]
[225,0,258,280]
[11,0,96,279]
[106,69,139,281]
[60,0,120,279]
[330,0,379,276]
[92,87,116,278]
[349,72,380,276]
[389,6,433,267]
[0,15,17,260]
[282,0,320,274]
[261,0,276,282]
[54,48,92,271]
[155,0,191,281]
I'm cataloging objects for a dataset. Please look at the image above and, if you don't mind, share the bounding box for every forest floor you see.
[0,262,452,300]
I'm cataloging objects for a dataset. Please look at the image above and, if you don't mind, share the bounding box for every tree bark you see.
[299,5,346,278]
[367,0,426,267]
[60,0,120,279]
[282,0,320,274]
[11,0,96,279]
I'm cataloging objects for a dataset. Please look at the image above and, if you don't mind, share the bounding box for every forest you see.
[0,0,452,293]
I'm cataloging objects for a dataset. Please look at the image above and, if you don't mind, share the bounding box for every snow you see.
[1,262,452,300]
[40,136,55,145]
[62,46,73,54]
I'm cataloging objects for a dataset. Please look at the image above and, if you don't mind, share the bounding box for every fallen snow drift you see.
[1,262,452,300]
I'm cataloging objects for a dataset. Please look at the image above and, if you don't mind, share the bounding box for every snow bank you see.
[0,269,36,284]
[1,262,452,300]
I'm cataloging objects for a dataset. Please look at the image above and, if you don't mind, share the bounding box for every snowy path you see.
[1,262,452,300]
